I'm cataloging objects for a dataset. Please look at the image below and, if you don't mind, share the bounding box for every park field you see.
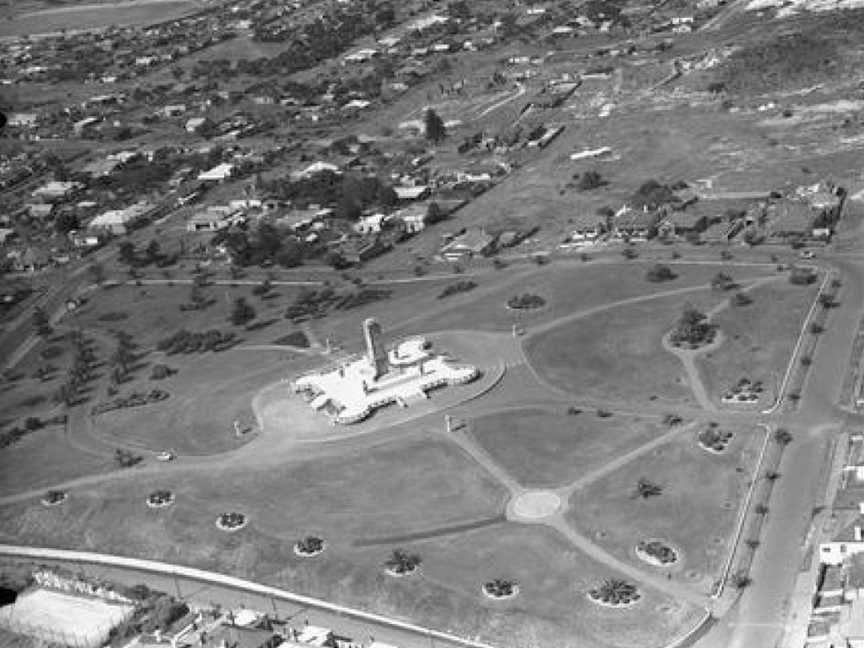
[0,429,703,648]
[469,407,665,488]
[565,423,764,592]
[523,290,723,409]
[696,277,822,406]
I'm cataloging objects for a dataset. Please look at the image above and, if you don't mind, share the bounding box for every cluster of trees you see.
[107,331,137,395]
[438,280,477,299]
[118,240,177,268]
[54,331,98,407]
[261,171,397,218]
[629,179,682,210]
[109,588,189,640]
[0,416,48,449]
[217,222,306,268]
[156,329,236,354]
[507,293,546,309]
[114,448,144,468]
[92,389,168,416]
[284,287,392,322]
[670,305,716,348]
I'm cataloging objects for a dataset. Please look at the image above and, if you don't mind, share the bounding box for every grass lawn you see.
[0,423,114,497]
[565,423,763,592]
[405,261,757,336]
[697,278,821,405]
[523,291,722,409]
[0,431,702,648]
[68,283,299,350]
[469,407,664,488]
[89,349,320,455]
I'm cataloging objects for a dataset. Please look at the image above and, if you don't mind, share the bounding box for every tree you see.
[32,306,51,337]
[145,240,161,264]
[54,211,80,234]
[424,108,447,143]
[577,170,607,191]
[118,241,136,266]
[645,264,676,282]
[711,272,736,291]
[773,428,793,446]
[633,478,663,499]
[88,263,105,285]
[276,239,304,268]
[230,297,256,326]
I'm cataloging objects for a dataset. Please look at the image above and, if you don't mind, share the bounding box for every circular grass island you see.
[635,540,679,567]
[384,549,421,577]
[145,489,175,509]
[697,424,733,454]
[293,536,325,558]
[40,490,67,507]
[215,512,248,532]
[588,578,642,608]
[482,579,519,600]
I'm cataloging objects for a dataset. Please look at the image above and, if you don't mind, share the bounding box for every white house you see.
[88,202,153,235]
[197,163,234,182]
[354,213,389,234]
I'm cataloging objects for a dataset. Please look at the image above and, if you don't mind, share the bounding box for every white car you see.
[156,451,175,462]
[800,251,815,259]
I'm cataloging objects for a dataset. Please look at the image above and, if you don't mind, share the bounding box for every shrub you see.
[273,331,310,348]
[149,364,177,380]
[438,281,477,299]
[507,294,545,309]
[645,264,677,282]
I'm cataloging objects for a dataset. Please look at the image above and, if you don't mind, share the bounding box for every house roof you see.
[615,209,658,229]
[206,626,275,648]
[394,186,430,200]
[821,563,844,591]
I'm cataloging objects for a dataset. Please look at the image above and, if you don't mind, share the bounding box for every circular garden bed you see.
[482,579,519,600]
[215,512,248,532]
[635,539,679,566]
[384,549,421,577]
[588,579,642,608]
[698,423,734,453]
[293,536,325,558]
[146,489,175,509]
[506,294,546,310]
[41,490,67,507]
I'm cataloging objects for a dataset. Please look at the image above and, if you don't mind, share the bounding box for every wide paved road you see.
[695,255,864,648]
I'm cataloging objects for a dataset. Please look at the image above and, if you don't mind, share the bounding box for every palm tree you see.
[633,478,663,499]
[590,579,640,605]
[385,549,421,575]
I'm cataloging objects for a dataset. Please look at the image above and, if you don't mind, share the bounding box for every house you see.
[185,117,212,133]
[291,161,340,180]
[203,625,281,648]
[18,246,50,272]
[567,213,606,243]
[27,202,55,219]
[88,202,154,235]
[768,201,814,240]
[197,163,235,182]
[394,186,431,201]
[441,229,495,260]
[32,181,82,201]
[186,207,240,232]
[354,213,389,235]
[396,205,428,233]
[820,516,864,565]
[295,625,335,647]
[160,104,187,117]
[80,157,123,177]
[344,48,377,63]
[657,210,708,237]
[613,207,658,240]
[73,116,101,136]
[340,236,393,264]
[8,113,37,128]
